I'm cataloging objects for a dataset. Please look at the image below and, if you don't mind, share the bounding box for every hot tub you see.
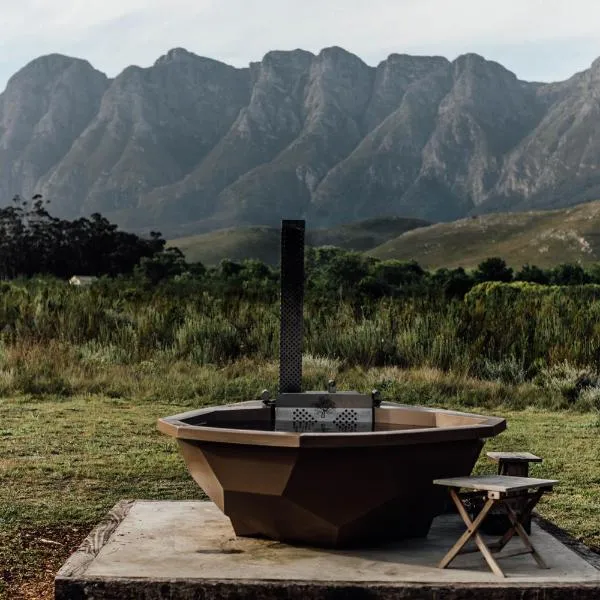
[158,220,506,547]
[158,400,505,547]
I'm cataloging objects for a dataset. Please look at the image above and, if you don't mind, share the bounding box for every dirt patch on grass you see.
[13,578,54,600]
[1,525,85,600]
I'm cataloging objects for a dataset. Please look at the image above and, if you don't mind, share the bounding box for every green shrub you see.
[1,279,600,388]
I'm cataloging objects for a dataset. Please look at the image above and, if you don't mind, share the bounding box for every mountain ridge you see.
[2,47,600,233]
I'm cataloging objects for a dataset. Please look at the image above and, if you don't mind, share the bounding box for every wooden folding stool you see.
[434,475,558,578]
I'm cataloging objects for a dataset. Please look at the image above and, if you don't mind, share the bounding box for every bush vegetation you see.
[2,197,600,411]
[2,271,600,411]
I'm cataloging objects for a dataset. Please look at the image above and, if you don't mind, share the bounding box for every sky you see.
[2,0,600,91]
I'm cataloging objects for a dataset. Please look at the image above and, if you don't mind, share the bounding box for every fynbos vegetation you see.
[1,199,600,411]
[2,267,600,412]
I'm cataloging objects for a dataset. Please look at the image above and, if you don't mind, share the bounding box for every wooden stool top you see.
[434,475,558,493]
[487,451,542,463]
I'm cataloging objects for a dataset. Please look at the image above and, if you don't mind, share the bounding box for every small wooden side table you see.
[487,451,543,477]
[434,475,557,578]
[487,452,543,533]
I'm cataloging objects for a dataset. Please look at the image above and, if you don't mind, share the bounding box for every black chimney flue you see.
[279,220,305,394]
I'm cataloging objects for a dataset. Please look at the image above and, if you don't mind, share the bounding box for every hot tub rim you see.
[158,401,506,448]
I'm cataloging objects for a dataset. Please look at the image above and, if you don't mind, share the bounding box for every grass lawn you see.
[1,393,599,599]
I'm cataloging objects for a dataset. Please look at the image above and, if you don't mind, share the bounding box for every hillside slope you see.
[169,227,281,265]
[368,201,600,268]
[170,216,429,264]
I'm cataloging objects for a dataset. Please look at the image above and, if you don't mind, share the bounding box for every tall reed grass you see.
[2,280,600,373]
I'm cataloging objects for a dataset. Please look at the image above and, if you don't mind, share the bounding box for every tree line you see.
[0,195,167,278]
[115,247,600,306]
[3,196,600,302]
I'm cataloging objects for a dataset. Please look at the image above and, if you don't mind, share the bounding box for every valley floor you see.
[1,376,598,599]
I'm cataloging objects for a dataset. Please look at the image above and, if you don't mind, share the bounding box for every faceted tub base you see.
[159,401,505,548]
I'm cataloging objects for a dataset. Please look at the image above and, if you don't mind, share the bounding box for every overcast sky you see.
[2,0,600,91]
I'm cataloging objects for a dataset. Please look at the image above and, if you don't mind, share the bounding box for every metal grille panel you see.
[275,391,373,432]
[279,220,305,394]
[274,407,372,433]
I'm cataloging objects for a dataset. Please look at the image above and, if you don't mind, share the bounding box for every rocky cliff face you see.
[1,47,600,232]
[492,58,600,211]
[0,55,108,204]
[37,48,250,219]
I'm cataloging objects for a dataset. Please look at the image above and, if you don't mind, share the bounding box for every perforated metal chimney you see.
[279,220,305,394]
[275,220,373,432]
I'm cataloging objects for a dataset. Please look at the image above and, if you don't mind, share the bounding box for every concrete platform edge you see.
[54,578,600,600]
[55,499,135,579]
[54,501,600,600]
[534,513,600,570]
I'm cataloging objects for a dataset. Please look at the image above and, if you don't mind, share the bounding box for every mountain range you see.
[2,47,600,234]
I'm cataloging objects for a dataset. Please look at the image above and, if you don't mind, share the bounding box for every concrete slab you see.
[56,500,600,599]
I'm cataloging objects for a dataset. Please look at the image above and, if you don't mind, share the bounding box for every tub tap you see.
[371,389,382,407]
[260,389,273,407]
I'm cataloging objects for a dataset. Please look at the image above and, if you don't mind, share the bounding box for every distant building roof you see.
[69,275,98,286]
